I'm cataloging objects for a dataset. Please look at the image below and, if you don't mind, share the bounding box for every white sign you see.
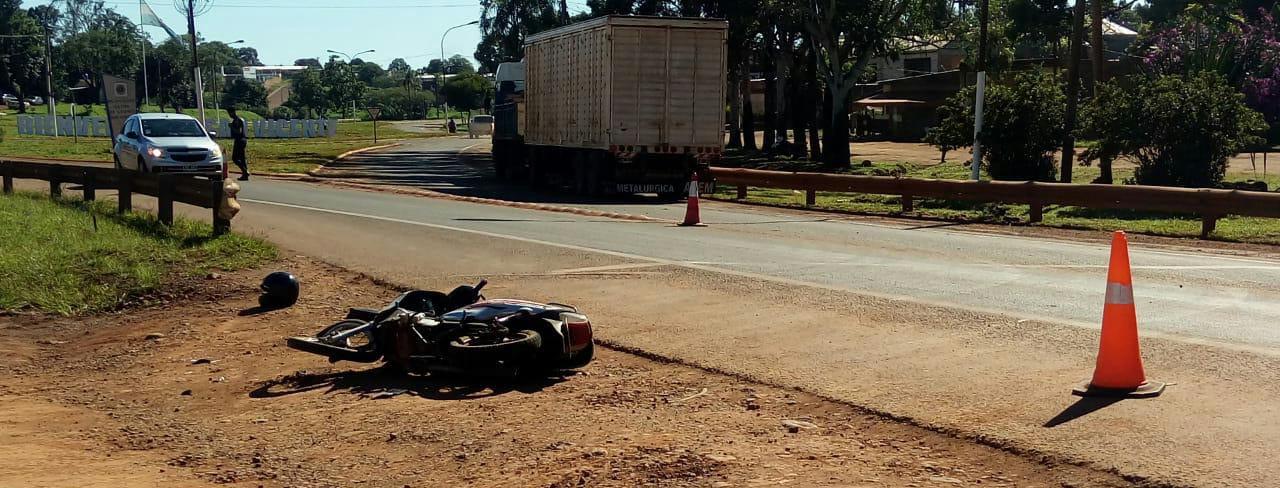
[16,115,110,137]
[205,118,338,139]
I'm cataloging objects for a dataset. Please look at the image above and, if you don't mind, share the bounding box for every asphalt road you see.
[265,136,1280,352]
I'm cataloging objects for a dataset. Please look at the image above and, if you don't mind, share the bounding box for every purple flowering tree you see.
[1144,9,1280,141]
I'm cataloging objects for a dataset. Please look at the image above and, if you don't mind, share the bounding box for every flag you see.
[140,0,182,42]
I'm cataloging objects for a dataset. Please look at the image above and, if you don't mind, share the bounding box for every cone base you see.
[677,222,706,227]
[1072,380,1166,398]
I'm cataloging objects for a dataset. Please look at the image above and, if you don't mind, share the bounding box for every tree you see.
[442,72,492,111]
[150,37,193,111]
[928,71,1066,181]
[1144,8,1280,142]
[388,58,411,73]
[286,67,327,118]
[426,54,477,75]
[1,0,46,112]
[221,78,267,113]
[1081,73,1267,188]
[55,0,105,36]
[321,58,364,116]
[806,0,939,166]
[355,61,386,85]
[294,57,321,69]
[58,8,142,101]
[476,0,564,73]
[235,47,262,66]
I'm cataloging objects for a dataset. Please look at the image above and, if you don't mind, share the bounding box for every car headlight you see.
[210,145,223,158]
[147,147,165,158]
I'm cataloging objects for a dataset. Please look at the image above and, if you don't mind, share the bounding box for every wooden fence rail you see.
[0,159,230,234]
[711,167,1280,238]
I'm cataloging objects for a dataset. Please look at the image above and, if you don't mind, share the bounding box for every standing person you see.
[227,107,250,181]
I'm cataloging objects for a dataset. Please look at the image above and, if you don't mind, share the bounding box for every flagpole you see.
[141,38,150,107]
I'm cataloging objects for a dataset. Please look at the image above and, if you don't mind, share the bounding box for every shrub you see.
[1081,73,1267,188]
[927,71,1065,181]
[365,88,436,120]
[270,106,295,119]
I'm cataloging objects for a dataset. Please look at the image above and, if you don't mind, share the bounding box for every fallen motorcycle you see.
[286,280,594,376]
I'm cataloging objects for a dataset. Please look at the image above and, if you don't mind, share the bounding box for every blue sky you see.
[26,0,592,69]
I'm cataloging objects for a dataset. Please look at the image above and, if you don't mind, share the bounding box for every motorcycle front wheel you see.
[317,319,377,352]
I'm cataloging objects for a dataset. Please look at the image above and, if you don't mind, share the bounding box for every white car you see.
[112,113,224,173]
[469,115,494,139]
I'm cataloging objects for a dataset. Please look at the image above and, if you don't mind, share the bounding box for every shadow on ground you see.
[249,365,571,401]
[319,144,680,208]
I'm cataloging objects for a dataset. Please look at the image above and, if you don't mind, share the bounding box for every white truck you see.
[492,15,727,196]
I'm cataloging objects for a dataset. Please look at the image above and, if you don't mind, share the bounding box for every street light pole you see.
[970,0,990,181]
[439,20,479,119]
[325,48,375,116]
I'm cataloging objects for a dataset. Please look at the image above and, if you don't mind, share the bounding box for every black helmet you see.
[259,271,300,308]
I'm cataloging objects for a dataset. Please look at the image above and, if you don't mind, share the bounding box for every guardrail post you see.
[83,171,96,201]
[1029,202,1044,223]
[48,165,61,198]
[1201,214,1219,239]
[157,175,174,226]
[805,189,816,207]
[211,178,230,236]
[902,194,914,212]
[1,163,12,194]
[736,184,747,200]
[117,172,132,214]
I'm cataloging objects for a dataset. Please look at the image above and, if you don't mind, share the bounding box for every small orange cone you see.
[679,173,703,227]
[1073,231,1165,398]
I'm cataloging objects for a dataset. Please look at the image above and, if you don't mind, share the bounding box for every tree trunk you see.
[809,88,823,161]
[822,86,851,167]
[1090,0,1105,93]
[742,77,758,151]
[790,57,808,158]
[763,74,777,152]
[774,48,792,149]
[1060,0,1088,183]
[727,64,743,148]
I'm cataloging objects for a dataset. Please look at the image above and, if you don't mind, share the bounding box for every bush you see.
[365,88,436,120]
[927,71,1065,181]
[1081,73,1267,188]
[270,106,295,119]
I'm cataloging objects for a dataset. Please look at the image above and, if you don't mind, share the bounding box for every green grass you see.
[712,185,1280,244]
[0,192,277,315]
[0,112,432,173]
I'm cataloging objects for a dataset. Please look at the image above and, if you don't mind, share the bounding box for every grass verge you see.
[0,192,277,315]
[711,186,1280,245]
[0,113,433,174]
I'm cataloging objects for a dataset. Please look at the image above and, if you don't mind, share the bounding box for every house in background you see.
[870,38,967,81]
[242,66,309,82]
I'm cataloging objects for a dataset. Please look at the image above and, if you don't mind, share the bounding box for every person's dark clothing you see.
[229,115,249,179]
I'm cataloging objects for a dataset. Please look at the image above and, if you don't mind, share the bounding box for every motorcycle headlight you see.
[147,147,165,158]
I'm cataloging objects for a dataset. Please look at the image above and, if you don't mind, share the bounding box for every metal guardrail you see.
[0,159,231,234]
[711,167,1280,238]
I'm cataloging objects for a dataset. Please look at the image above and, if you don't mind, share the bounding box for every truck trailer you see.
[491,15,727,196]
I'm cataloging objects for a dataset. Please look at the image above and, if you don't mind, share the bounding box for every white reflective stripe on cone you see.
[688,179,698,197]
[1105,282,1134,305]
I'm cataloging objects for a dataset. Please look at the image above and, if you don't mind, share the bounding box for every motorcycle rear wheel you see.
[447,329,542,362]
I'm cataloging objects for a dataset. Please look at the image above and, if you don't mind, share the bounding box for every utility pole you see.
[1059,0,1087,184]
[970,0,989,181]
[185,0,206,125]
[43,26,57,137]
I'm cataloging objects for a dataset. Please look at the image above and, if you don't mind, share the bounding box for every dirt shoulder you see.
[0,257,1132,487]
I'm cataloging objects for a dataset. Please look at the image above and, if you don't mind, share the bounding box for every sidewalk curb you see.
[305,143,403,177]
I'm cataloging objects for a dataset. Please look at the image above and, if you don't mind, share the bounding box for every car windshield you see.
[142,119,206,138]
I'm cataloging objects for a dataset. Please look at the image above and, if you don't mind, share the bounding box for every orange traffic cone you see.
[679,173,703,227]
[1073,231,1165,398]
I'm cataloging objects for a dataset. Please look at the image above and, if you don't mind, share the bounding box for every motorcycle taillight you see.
[561,312,593,350]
